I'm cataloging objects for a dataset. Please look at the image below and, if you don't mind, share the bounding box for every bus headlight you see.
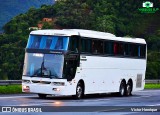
[22,85,30,92]
[52,82,65,86]
[22,79,31,83]
[53,88,60,91]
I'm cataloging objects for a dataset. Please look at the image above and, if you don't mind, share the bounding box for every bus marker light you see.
[53,88,60,91]
[52,82,65,86]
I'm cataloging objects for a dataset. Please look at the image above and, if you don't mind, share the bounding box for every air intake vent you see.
[32,80,51,84]
[136,74,142,88]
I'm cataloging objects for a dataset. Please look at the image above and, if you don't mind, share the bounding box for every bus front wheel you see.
[74,82,84,99]
[38,94,47,99]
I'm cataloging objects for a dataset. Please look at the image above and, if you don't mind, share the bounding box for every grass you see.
[0,84,160,94]
[0,85,22,94]
[145,84,160,89]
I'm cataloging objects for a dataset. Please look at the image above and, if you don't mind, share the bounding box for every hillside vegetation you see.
[0,0,160,80]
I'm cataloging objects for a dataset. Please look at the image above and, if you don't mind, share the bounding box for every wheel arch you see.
[121,79,127,85]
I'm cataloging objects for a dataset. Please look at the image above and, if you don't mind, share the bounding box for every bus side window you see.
[132,44,139,57]
[92,40,103,54]
[140,45,146,58]
[104,41,113,55]
[69,36,79,53]
[117,43,124,55]
[138,45,141,57]
[124,43,131,56]
[86,39,92,53]
[81,39,85,52]
[81,38,92,53]
[114,42,118,55]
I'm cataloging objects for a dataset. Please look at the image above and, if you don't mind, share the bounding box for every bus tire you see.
[38,94,47,99]
[75,82,84,99]
[126,82,132,96]
[119,81,126,96]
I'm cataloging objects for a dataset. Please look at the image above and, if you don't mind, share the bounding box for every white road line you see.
[137,90,160,92]
[84,95,152,102]
[84,99,111,102]
[148,104,160,106]
[140,95,152,98]
[0,96,35,99]
[4,102,53,106]
[95,108,125,112]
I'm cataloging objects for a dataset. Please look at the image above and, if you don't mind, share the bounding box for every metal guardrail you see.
[0,80,21,86]
[145,79,160,84]
[0,80,159,86]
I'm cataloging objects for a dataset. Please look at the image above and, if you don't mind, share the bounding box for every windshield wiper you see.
[50,75,59,79]
[30,75,38,77]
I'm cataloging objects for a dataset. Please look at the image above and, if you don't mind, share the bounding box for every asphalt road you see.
[0,89,160,114]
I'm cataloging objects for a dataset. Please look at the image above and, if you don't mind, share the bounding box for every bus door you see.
[63,55,80,81]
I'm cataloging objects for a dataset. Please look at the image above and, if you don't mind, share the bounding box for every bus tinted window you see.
[27,35,69,50]
[92,40,103,54]
[29,35,41,48]
[140,45,146,58]
[114,42,124,55]
[104,41,114,55]
[132,44,139,57]
[81,38,92,53]
[69,36,79,53]
[124,43,146,58]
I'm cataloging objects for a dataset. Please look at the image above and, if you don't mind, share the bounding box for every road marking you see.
[0,95,35,99]
[83,99,111,102]
[140,95,152,98]
[148,104,160,106]
[137,90,160,93]
[4,102,55,106]
[95,107,126,112]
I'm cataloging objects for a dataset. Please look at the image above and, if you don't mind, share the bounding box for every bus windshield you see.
[23,53,64,79]
[26,35,69,50]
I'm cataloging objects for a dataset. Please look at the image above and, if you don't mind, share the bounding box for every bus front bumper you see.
[22,82,76,96]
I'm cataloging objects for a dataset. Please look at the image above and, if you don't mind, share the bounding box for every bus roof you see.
[30,29,146,44]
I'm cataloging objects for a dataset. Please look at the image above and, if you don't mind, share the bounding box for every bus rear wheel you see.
[126,82,132,96]
[38,94,47,99]
[119,81,126,96]
[74,82,84,99]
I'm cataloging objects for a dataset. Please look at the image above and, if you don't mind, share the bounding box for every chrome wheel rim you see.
[127,85,131,95]
[120,87,124,96]
[77,85,82,98]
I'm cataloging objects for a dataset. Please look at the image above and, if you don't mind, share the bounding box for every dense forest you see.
[0,0,160,80]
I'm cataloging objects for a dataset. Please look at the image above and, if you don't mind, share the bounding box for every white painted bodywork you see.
[22,29,146,96]
[78,56,146,94]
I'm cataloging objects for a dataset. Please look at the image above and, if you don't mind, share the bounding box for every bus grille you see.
[136,74,142,88]
[32,80,51,84]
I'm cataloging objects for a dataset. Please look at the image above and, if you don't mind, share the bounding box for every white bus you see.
[22,29,147,99]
